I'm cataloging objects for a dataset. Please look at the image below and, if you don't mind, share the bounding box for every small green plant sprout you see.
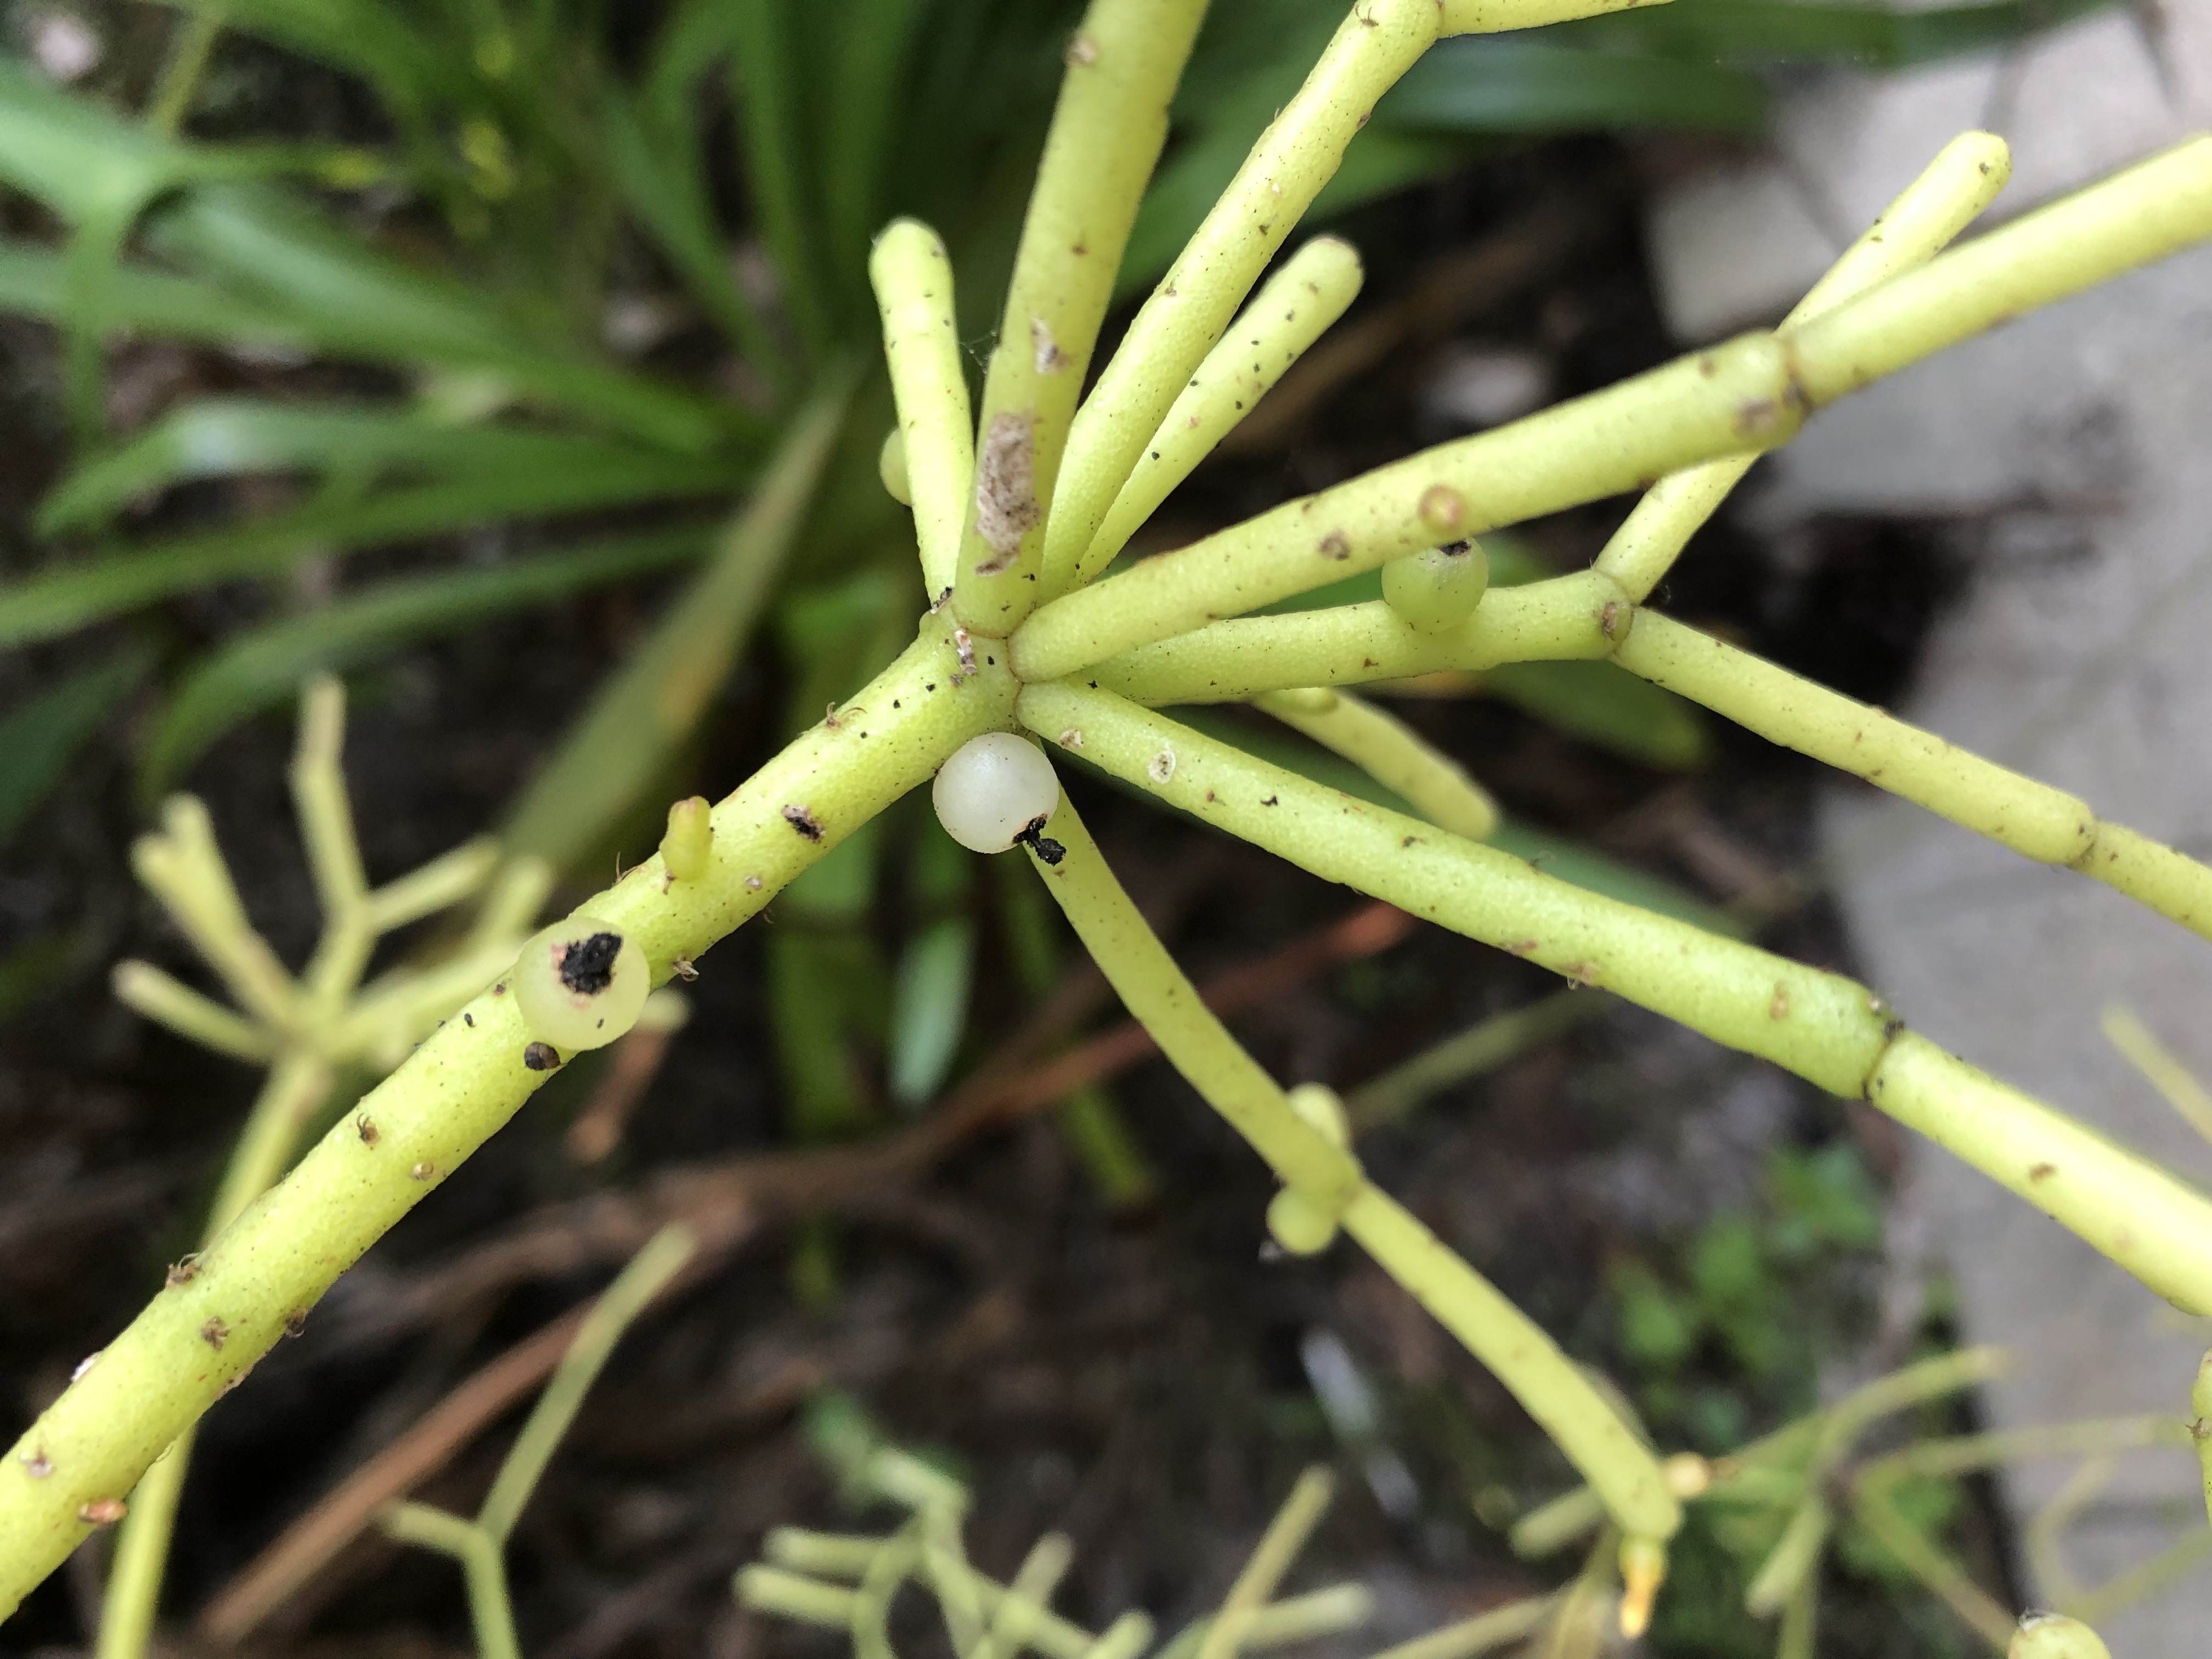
[92,674,552,1659]
[14,0,2212,1633]
[741,1411,1559,1659]
[380,1225,696,1659]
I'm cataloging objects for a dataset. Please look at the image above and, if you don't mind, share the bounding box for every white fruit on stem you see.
[932,733,1060,853]
[513,915,649,1050]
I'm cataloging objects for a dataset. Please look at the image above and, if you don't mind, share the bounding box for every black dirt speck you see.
[557,931,623,995]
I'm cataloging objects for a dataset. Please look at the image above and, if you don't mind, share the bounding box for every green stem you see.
[1846,1482,2012,1649]
[1093,574,1617,707]
[1787,137,2212,409]
[1610,610,2212,944]
[146,8,228,134]
[951,0,1209,634]
[1359,1594,1554,1659]
[475,1224,694,1542]
[1595,131,2010,603]
[1256,687,1498,842]
[1018,682,2212,1316]
[499,376,852,874]
[1073,236,1363,587]
[0,625,1007,1614]
[96,1051,333,1659]
[1016,339,1790,681]
[1045,0,1443,584]
[380,1502,522,1659]
[1026,798,1678,1542]
[870,219,974,601]
[1199,1470,1335,1659]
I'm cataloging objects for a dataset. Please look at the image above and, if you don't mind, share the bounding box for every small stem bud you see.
[1617,1534,1667,1638]
[2010,1612,2112,1659]
[660,797,712,883]
[1381,539,1488,635]
[878,428,911,506]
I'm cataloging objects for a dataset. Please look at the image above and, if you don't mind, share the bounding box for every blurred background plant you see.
[0,0,2169,1653]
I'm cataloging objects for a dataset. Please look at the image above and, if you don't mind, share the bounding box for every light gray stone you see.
[1644,162,1840,342]
[1992,10,2185,210]
[1637,14,2212,1643]
[1776,57,2003,236]
[1799,242,2212,1658]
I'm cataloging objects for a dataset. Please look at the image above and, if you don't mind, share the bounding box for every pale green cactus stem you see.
[1078,235,1364,584]
[378,1224,694,1659]
[99,679,511,1659]
[869,219,973,600]
[1092,577,2212,949]
[1016,681,2212,1317]
[1089,573,1620,704]
[2197,1353,2212,1530]
[1255,687,1498,840]
[1609,611,2212,945]
[1022,795,1681,1548]
[1044,0,1671,592]
[1018,335,1794,680]
[1015,134,2212,685]
[1594,128,2012,604]
[951,0,1209,635]
[1195,1468,1335,1659]
[2010,1613,2113,1659]
[0,624,1013,1612]
[1791,134,2212,405]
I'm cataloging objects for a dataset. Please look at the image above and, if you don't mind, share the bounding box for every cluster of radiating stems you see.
[94,678,551,1657]
[739,1428,1567,1659]
[10,0,2212,1632]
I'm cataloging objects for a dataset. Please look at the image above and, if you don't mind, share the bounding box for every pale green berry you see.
[2010,1613,2111,1659]
[932,733,1060,854]
[660,795,712,883]
[1268,1187,1338,1255]
[1287,1081,1351,1149]
[513,914,648,1051]
[1382,539,1488,634]
[879,428,911,505]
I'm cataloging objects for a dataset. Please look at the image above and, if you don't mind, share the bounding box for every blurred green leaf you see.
[770,927,887,1143]
[1383,41,1770,138]
[2,462,744,650]
[889,916,977,1108]
[499,375,854,874]
[0,645,148,844]
[729,0,833,357]
[147,187,748,452]
[0,239,309,347]
[1248,543,1710,770]
[1570,0,2114,68]
[139,527,709,795]
[1486,660,1711,770]
[38,399,740,537]
[0,932,85,1023]
[1614,1259,1701,1371]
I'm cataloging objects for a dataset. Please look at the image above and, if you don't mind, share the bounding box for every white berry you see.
[513,914,649,1051]
[932,733,1060,853]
